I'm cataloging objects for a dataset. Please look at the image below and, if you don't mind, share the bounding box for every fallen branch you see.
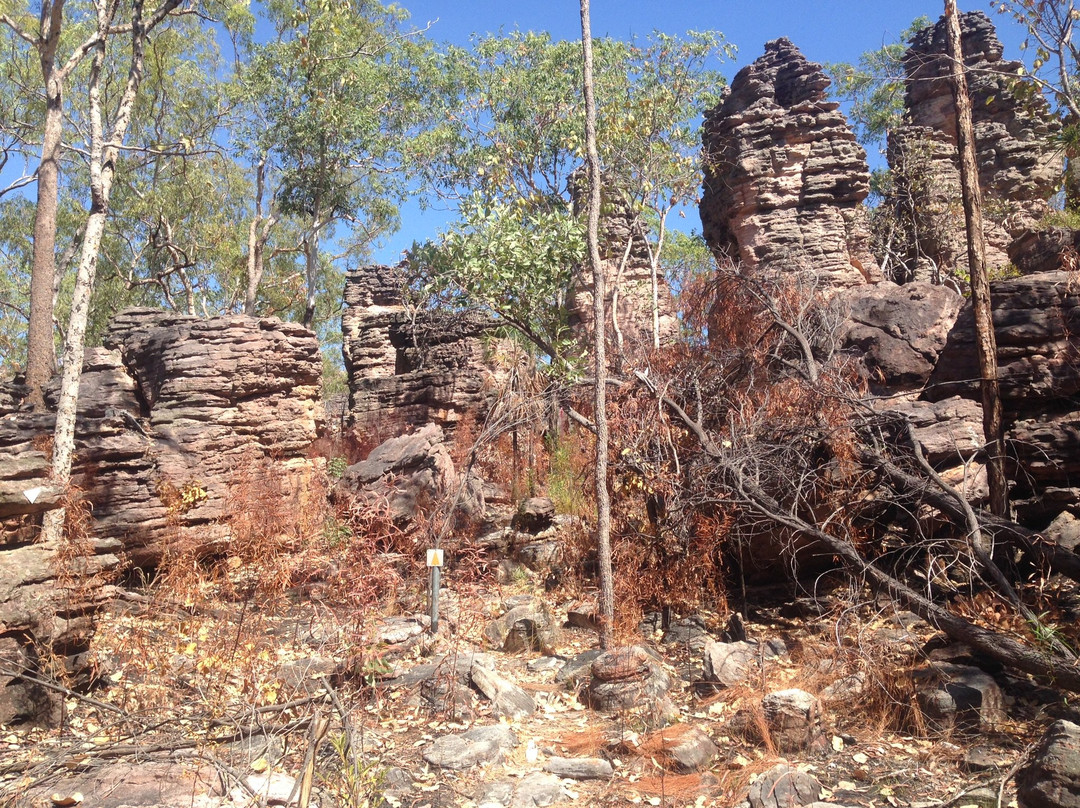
[631,374,1080,692]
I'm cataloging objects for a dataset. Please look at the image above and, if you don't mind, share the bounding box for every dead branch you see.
[631,374,1080,692]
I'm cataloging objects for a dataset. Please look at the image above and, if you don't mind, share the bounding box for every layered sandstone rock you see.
[342,264,501,438]
[0,310,323,722]
[923,270,1080,516]
[96,309,324,565]
[700,37,881,287]
[925,271,1080,405]
[834,281,963,393]
[887,11,1060,280]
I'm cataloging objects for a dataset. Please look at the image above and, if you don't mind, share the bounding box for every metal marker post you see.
[426,549,444,633]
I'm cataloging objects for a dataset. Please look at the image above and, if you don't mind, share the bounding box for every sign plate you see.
[23,486,44,504]
[426,548,444,567]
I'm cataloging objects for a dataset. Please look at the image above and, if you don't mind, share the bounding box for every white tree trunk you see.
[44,0,181,542]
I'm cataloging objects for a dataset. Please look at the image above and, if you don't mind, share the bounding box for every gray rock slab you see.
[544,756,614,780]
[748,764,822,808]
[1018,720,1080,808]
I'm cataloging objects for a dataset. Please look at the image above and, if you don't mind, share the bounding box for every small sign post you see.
[426,549,444,633]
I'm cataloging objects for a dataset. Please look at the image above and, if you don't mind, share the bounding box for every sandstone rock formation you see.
[700,37,881,287]
[567,175,679,358]
[886,11,1060,281]
[1017,719,1080,808]
[834,281,963,393]
[0,309,323,722]
[339,422,483,524]
[342,264,503,439]
[925,272,1080,405]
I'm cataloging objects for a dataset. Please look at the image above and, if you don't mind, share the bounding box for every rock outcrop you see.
[341,264,502,439]
[0,310,323,722]
[700,37,881,287]
[925,271,1080,405]
[834,281,963,393]
[1017,720,1080,808]
[886,11,1060,281]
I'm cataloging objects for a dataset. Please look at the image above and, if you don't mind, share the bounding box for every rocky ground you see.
[2,547,1075,808]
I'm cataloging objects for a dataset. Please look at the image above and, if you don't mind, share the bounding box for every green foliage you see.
[1040,207,1080,229]
[992,1,1080,118]
[409,29,729,363]
[658,229,717,341]
[545,433,589,517]
[409,196,585,365]
[321,730,387,808]
[321,350,349,398]
[827,17,932,148]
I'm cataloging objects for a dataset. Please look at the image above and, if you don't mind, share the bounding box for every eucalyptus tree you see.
[89,17,248,320]
[409,29,729,357]
[44,0,189,543]
[1,0,102,409]
[240,0,439,329]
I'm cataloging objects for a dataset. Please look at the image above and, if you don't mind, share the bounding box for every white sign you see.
[426,548,444,567]
[23,486,44,504]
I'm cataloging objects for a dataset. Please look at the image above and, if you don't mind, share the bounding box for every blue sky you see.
[371,0,1031,263]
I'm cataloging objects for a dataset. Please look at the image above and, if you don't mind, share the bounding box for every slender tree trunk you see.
[579,0,614,650]
[644,216,666,351]
[44,0,180,543]
[944,1,1008,517]
[302,213,322,330]
[244,156,273,316]
[24,0,66,411]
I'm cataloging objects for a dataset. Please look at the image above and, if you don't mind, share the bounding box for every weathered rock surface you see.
[747,763,822,808]
[887,11,1059,280]
[915,663,1006,732]
[637,724,719,772]
[834,281,962,392]
[879,396,984,466]
[95,308,323,565]
[1010,228,1080,277]
[761,688,822,752]
[586,645,674,717]
[470,659,536,719]
[701,37,881,287]
[477,772,565,808]
[544,756,614,780]
[1018,720,1080,808]
[484,596,558,654]
[1,309,322,723]
[341,263,502,438]
[423,724,518,770]
[926,272,1080,405]
[339,423,465,522]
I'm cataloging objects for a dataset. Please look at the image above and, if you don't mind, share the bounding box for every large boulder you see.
[835,281,963,392]
[1017,720,1080,808]
[340,423,460,522]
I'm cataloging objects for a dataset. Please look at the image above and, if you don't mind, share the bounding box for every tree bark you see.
[244,156,275,316]
[944,0,1008,517]
[302,216,322,330]
[579,0,614,649]
[24,1,67,411]
[44,0,182,542]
